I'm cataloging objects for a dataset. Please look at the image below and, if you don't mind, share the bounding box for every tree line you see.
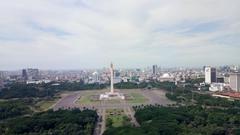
[104,105,240,135]
[0,81,175,99]
[0,100,32,121]
[0,108,98,135]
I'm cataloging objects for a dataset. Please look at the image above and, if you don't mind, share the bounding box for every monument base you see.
[99,92,125,100]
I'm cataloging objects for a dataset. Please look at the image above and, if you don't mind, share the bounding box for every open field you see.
[106,109,124,114]
[107,115,126,127]
[35,98,59,111]
[127,92,148,104]
[106,109,129,128]
[76,89,150,105]
[54,89,174,110]
[77,93,99,104]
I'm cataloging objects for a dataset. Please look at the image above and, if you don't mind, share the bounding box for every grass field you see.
[127,92,148,104]
[76,90,149,105]
[107,115,126,127]
[35,98,58,111]
[77,93,99,104]
[106,109,124,114]
[106,109,129,128]
[105,99,121,104]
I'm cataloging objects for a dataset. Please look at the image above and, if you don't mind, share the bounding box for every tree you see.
[106,118,113,128]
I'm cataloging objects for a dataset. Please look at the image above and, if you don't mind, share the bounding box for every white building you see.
[158,73,175,82]
[209,83,225,92]
[229,73,240,92]
[26,79,51,84]
[122,77,130,82]
[92,71,99,83]
[205,66,216,84]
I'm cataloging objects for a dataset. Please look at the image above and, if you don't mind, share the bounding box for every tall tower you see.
[110,63,114,93]
[229,73,240,92]
[99,63,125,100]
[205,66,216,84]
[22,69,28,81]
[153,65,157,75]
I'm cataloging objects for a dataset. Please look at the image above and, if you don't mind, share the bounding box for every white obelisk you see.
[110,63,114,93]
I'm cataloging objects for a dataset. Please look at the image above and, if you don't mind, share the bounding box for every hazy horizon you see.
[1,64,239,71]
[1,0,240,70]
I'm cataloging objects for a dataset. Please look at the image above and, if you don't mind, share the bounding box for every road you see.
[53,92,80,111]
[121,100,140,127]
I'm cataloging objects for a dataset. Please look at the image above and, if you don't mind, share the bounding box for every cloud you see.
[0,0,240,69]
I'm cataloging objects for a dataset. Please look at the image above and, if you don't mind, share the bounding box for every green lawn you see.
[106,109,129,128]
[105,100,121,104]
[108,115,125,127]
[78,94,91,104]
[127,92,148,104]
[77,93,99,104]
[106,109,124,114]
[35,99,58,111]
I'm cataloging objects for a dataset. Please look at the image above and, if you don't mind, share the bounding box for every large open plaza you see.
[76,89,149,106]
[53,88,174,135]
[53,89,174,110]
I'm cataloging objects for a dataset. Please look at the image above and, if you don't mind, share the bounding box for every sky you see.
[0,0,240,70]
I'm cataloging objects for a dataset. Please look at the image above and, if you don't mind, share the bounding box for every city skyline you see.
[1,0,240,70]
[1,64,239,71]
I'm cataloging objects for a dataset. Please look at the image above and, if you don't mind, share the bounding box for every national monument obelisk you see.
[110,62,114,93]
[99,63,125,100]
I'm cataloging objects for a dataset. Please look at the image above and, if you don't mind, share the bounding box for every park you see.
[53,88,174,134]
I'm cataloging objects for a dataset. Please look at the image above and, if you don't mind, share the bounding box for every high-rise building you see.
[22,68,39,81]
[0,71,5,79]
[22,69,28,80]
[203,66,206,72]
[229,73,240,92]
[153,65,157,75]
[205,66,216,84]
[92,71,99,82]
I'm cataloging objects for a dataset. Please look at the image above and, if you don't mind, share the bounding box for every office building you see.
[22,69,28,80]
[0,71,4,80]
[152,65,157,75]
[92,71,99,83]
[229,73,240,92]
[22,68,40,81]
[205,66,216,84]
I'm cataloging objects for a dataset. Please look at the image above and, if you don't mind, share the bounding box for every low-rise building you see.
[209,83,225,92]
